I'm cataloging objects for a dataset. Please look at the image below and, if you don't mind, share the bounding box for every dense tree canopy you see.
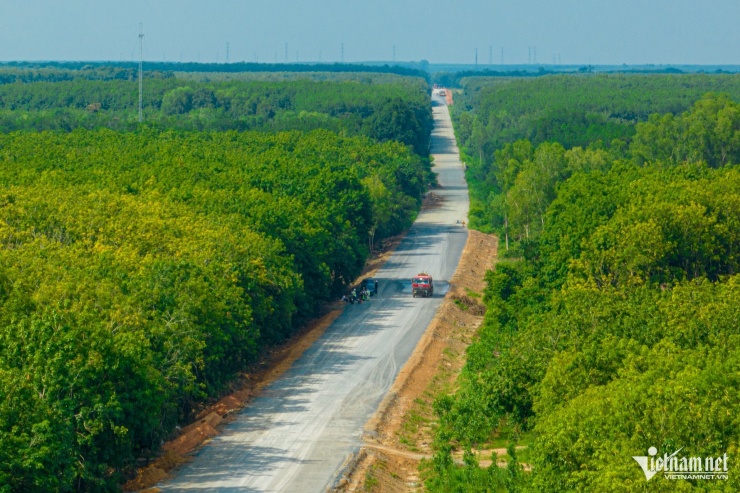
[428,76,740,491]
[452,74,740,232]
[0,76,433,154]
[0,129,432,491]
[0,68,434,491]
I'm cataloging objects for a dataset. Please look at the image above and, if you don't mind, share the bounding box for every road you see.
[158,94,468,492]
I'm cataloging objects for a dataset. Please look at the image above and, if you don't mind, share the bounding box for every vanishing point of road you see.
[158,94,469,492]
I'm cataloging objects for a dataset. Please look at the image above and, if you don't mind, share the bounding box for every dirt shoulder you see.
[334,230,498,493]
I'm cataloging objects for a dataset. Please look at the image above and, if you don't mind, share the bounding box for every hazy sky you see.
[1,0,739,65]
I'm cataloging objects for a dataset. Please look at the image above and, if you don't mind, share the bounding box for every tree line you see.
[0,61,428,82]
[426,77,740,491]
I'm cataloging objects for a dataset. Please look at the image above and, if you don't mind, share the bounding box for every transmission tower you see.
[138,24,144,123]
[341,43,345,63]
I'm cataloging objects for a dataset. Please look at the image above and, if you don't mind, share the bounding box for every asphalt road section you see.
[157,93,468,492]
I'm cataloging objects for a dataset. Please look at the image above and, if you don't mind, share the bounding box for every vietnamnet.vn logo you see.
[633,446,729,481]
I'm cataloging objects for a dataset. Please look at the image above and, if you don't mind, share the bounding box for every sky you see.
[1,0,739,66]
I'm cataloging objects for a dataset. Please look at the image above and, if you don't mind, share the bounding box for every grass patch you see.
[465,288,482,298]
[451,294,486,315]
[364,471,378,491]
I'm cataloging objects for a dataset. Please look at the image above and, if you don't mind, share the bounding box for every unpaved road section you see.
[156,94,467,492]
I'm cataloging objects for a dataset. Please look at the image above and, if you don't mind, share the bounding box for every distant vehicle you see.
[411,273,433,298]
[361,277,378,296]
[438,89,446,97]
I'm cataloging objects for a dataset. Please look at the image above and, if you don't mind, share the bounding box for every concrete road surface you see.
[157,94,468,492]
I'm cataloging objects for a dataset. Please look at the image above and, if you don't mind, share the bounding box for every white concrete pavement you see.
[157,94,468,492]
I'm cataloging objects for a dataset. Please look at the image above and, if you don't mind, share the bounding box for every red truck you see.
[412,273,434,298]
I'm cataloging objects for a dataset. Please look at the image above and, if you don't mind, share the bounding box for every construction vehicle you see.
[411,273,433,298]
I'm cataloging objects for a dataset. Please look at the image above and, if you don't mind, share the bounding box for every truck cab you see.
[412,273,433,298]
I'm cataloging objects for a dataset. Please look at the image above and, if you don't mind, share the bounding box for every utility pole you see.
[534,46,537,64]
[226,42,230,64]
[138,23,144,123]
[475,48,478,68]
[341,43,345,63]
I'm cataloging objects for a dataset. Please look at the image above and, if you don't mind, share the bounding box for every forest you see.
[0,71,433,491]
[426,75,740,491]
[454,74,740,232]
[0,69,432,155]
